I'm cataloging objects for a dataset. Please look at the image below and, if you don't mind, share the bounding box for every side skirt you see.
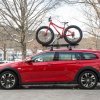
[21,81,78,85]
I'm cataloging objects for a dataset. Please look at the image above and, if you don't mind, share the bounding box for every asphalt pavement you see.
[0,84,100,100]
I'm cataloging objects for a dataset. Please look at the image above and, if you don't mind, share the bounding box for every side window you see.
[43,52,55,62]
[58,52,82,61]
[58,52,81,61]
[82,53,98,60]
[59,52,72,60]
[31,52,55,62]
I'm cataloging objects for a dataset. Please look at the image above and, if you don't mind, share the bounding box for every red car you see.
[0,49,100,89]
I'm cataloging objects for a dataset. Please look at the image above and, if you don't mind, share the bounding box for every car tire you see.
[78,71,98,89]
[0,71,19,89]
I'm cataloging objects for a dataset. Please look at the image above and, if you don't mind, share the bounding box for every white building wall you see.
[0,48,33,61]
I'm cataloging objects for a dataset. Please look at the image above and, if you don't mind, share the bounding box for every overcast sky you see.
[45,4,85,27]
[44,4,87,37]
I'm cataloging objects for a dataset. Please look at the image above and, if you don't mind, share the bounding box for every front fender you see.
[0,67,22,84]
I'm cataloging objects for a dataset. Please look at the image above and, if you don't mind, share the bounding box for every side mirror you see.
[25,57,32,62]
[34,58,43,62]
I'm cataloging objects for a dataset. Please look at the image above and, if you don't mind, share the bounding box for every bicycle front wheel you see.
[36,26,54,46]
[64,25,83,45]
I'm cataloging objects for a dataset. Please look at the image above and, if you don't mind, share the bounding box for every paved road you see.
[0,84,100,100]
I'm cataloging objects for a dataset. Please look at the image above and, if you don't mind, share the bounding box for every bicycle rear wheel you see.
[36,26,54,46]
[64,25,83,45]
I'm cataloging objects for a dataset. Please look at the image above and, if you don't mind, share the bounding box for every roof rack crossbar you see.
[42,44,79,51]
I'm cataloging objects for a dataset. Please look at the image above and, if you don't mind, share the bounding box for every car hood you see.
[0,61,23,68]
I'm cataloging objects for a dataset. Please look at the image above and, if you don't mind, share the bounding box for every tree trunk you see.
[4,50,6,60]
[21,42,26,59]
[3,44,6,60]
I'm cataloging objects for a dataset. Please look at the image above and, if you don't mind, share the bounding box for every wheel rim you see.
[66,28,81,42]
[80,72,96,88]
[0,73,16,89]
[38,29,52,43]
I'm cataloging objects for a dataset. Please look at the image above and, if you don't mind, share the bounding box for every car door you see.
[26,52,56,82]
[43,52,67,82]
[20,52,50,83]
[55,52,82,82]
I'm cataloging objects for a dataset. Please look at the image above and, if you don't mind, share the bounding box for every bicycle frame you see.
[46,21,74,37]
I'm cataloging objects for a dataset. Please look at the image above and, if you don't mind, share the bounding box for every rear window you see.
[82,53,98,60]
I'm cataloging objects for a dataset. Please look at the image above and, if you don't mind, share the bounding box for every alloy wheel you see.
[79,71,97,89]
[0,71,17,89]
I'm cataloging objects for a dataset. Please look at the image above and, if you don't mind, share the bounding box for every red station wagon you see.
[0,49,100,89]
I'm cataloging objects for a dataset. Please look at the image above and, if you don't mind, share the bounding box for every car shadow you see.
[1,84,100,90]
[13,84,100,90]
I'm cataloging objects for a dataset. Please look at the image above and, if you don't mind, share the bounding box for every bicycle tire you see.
[36,26,54,46]
[64,25,83,45]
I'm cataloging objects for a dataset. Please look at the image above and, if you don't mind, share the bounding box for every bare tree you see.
[78,0,100,49]
[0,26,9,60]
[0,0,60,59]
[64,0,100,4]
[63,0,100,49]
[0,43,7,60]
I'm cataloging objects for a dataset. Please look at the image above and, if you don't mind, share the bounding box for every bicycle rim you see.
[64,26,82,44]
[37,29,53,43]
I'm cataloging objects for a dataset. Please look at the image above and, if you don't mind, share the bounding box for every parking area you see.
[1,84,100,100]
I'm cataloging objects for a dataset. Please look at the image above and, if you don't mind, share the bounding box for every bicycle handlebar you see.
[48,17,68,26]
[48,16,52,22]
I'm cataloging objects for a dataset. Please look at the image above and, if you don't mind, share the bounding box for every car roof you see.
[44,49,100,53]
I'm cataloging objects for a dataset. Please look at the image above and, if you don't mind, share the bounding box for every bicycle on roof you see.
[36,17,83,46]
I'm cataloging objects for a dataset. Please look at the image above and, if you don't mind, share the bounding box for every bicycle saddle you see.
[61,22,69,24]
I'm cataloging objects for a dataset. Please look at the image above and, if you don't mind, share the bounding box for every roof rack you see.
[42,35,79,51]
[42,44,79,51]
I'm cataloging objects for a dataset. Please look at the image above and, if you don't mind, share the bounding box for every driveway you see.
[0,84,100,100]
